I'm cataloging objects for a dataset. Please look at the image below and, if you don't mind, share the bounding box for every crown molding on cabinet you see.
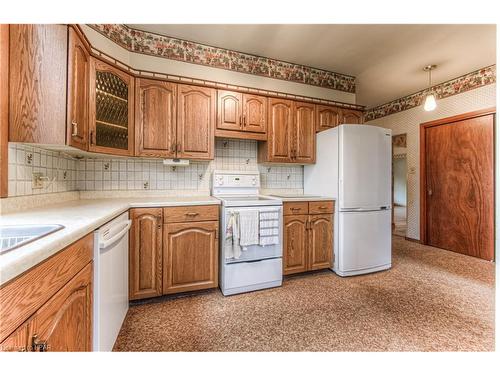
[74,25,364,111]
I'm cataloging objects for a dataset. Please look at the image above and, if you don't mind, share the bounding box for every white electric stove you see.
[212,170,283,296]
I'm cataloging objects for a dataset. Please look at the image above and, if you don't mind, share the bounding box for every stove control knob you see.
[217,177,224,186]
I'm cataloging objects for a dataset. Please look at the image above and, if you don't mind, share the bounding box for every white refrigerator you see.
[304,124,392,276]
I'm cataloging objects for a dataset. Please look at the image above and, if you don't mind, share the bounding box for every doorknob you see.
[428,189,433,196]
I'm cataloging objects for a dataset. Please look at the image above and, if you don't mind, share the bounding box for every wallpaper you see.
[364,65,496,121]
[87,24,356,93]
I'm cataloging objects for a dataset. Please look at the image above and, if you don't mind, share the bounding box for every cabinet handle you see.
[90,130,95,145]
[71,121,78,137]
[177,142,181,153]
[185,212,199,217]
[243,115,246,127]
[239,115,243,128]
[290,207,301,211]
[319,206,328,209]
[172,142,177,153]
[31,334,48,352]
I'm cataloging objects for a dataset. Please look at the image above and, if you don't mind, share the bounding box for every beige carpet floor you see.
[114,236,495,351]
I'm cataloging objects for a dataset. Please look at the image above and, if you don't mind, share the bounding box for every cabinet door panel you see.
[267,98,293,162]
[283,215,308,275]
[89,57,135,156]
[316,105,341,132]
[293,101,316,163]
[28,262,92,352]
[9,24,67,144]
[163,221,218,294]
[67,28,89,151]
[243,94,267,133]
[135,79,176,157]
[129,208,163,300]
[309,214,333,270]
[217,90,242,131]
[177,85,215,160]
[0,323,29,352]
[342,109,364,124]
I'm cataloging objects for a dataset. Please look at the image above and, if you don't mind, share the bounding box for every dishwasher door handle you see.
[99,220,132,250]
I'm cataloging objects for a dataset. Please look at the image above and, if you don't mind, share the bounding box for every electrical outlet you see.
[32,173,44,189]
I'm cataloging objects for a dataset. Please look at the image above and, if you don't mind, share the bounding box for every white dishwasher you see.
[93,211,131,351]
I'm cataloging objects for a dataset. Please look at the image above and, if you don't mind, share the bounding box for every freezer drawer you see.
[220,258,282,296]
[337,209,391,276]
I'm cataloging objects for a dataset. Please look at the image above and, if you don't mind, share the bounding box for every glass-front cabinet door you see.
[89,58,134,156]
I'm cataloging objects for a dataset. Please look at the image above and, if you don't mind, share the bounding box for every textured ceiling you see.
[128,24,496,107]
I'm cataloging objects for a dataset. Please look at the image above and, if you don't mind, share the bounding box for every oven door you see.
[222,206,283,264]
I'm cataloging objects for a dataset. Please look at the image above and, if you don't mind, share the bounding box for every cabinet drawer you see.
[309,201,334,214]
[163,205,219,223]
[283,202,309,216]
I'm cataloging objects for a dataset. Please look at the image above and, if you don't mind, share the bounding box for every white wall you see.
[393,156,407,206]
[80,25,356,105]
[366,84,496,240]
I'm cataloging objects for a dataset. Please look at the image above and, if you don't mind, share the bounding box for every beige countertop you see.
[267,194,335,202]
[0,196,220,286]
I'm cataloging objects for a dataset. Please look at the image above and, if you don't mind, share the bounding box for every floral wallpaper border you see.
[364,65,496,121]
[87,24,356,94]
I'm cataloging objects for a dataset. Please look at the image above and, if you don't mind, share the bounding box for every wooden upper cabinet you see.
[215,90,267,140]
[67,27,90,151]
[342,109,364,124]
[163,221,219,294]
[89,57,135,156]
[283,215,309,275]
[9,24,68,144]
[129,208,163,300]
[316,105,341,132]
[135,79,177,157]
[309,214,333,270]
[28,263,93,352]
[293,101,316,164]
[217,90,242,131]
[259,98,293,163]
[243,94,267,134]
[177,84,215,160]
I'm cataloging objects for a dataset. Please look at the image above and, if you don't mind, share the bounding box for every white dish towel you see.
[225,212,241,259]
[259,210,280,246]
[238,209,260,248]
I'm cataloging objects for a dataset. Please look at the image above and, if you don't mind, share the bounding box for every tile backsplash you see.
[8,144,78,197]
[7,139,303,197]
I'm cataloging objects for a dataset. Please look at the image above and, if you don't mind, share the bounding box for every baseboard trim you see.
[405,236,421,244]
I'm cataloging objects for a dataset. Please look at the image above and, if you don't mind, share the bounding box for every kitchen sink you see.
[0,224,65,254]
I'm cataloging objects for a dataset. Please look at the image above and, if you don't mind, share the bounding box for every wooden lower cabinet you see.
[283,215,309,275]
[309,214,333,270]
[28,263,93,352]
[283,201,334,275]
[163,221,219,294]
[129,208,163,300]
[0,234,93,352]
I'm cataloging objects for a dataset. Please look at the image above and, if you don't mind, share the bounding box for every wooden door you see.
[89,57,135,156]
[129,208,163,300]
[293,101,316,163]
[423,112,494,260]
[9,24,67,144]
[67,27,89,151]
[342,109,363,124]
[316,105,341,132]
[217,90,242,131]
[243,94,267,133]
[309,214,333,270]
[135,79,177,157]
[28,263,92,352]
[283,215,308,275]
[177,84,215,160]
[267,98,293,162]
[163,221,218,294]
[0,323,29,352]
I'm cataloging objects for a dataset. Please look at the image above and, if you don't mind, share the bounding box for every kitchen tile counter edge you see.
[0,196,221,286]
[267,196,336,202]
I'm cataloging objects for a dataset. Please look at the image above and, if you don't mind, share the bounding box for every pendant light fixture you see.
[423,64,437,111]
